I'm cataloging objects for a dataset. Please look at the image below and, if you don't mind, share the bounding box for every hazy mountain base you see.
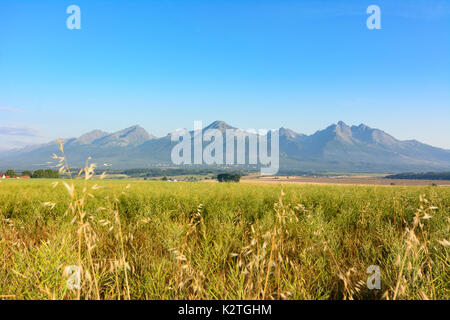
[1,121,449,172]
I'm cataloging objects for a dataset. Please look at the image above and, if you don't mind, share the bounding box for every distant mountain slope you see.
[90,125,155,147]
[1,121,449,172]
[73,130,109,145]
[278,121,450,172]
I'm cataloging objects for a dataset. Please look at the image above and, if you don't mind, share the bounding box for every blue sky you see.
[0,0,449,150]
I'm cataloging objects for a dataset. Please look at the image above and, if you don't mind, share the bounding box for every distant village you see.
[0,174,30,179]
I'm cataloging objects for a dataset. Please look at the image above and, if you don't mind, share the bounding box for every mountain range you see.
[1,121,449,172]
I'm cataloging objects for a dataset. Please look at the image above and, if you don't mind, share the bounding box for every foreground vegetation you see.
[0,177,448,300]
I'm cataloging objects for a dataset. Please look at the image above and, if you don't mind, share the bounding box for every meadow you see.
[0,178,449,300]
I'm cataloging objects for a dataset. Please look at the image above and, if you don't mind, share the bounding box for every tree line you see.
[385,172,450,180]
[2,169,60,178]
[217,173,241,183]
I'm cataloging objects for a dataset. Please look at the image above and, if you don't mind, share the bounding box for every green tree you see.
[217,173,241,183]
[5,169,16,177]
[32,169,60,179]
[22,170,32,177]
[32,170,44,178]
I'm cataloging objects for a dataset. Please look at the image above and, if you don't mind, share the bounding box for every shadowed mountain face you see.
[203,120,236,132]
[1,121,449,172]
[73,130,109,145]
[76,125,156,147]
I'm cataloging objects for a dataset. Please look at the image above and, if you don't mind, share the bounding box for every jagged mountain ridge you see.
[68,125,156,147]
[1,121,449,172]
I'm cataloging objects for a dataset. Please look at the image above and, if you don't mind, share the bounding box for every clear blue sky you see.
[1,0,449,150]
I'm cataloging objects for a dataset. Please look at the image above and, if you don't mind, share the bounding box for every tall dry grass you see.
[0,148,448,299]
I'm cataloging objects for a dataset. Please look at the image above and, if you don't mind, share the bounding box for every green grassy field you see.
[0,179,449,300]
